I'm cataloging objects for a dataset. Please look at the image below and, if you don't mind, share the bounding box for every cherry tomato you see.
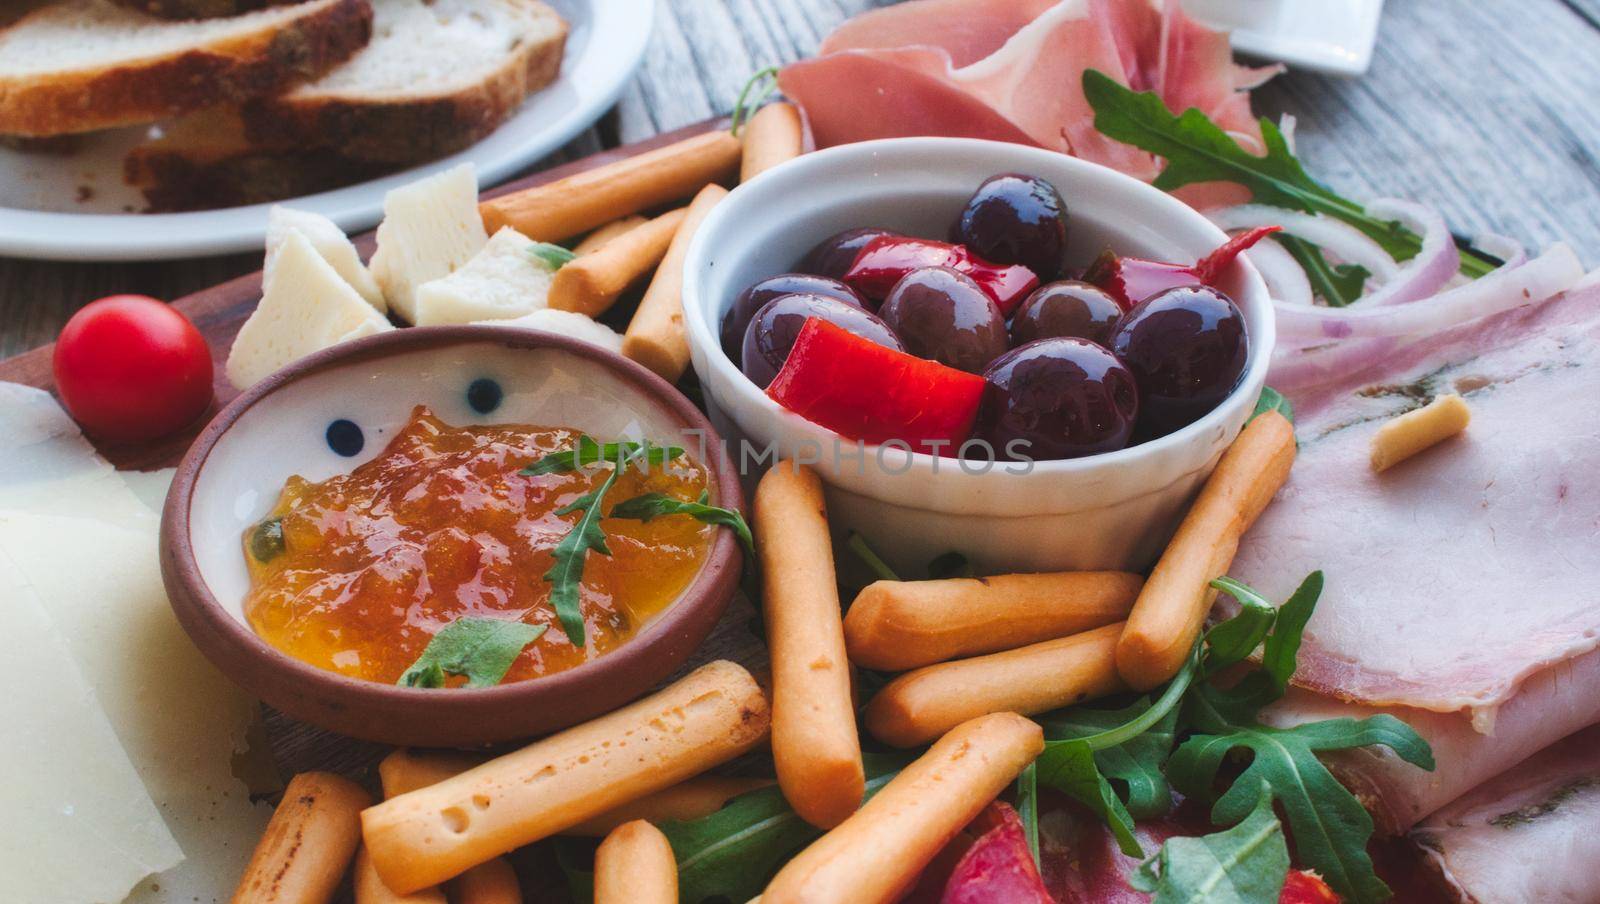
[52,295,214,441]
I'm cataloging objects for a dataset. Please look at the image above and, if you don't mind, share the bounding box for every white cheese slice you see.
[412,226,556,325]
[474,307,625,354]
[226,229,395,390]
[0,552,183,904]
[369,162,488,323]
[266,205,385,313]
[0,382,156,525]
[0,512,273,904]
[119,467,177,516]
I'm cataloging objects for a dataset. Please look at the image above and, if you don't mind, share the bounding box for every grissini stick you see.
[549,208,688,316]
[762,712,1043,904]
[573,214,649,256]
[479,129,741,241]
[754,461,864,829]
[1370,393,1470,472]
[448,857,521,904]
[1116,410,1296,691]
[231,772,371,904]
[378,750,487,799]
[865,622,1126,747]
[353,850,446,904]
[593,820,678,904]
[843,571,1142,670]
[740,102,804,182]
[622,183,729,382]
[361,660,769,893]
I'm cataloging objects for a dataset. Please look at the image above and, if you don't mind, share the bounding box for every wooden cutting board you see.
[0,115,767,781]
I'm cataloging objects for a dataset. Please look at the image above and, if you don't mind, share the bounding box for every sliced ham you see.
[780,0,1277,181]
[1231,278,1600,725]
[1410,725,1600,904]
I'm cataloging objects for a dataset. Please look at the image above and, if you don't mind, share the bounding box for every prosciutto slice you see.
[1411,725,1600,904]
[780,0,1277,181]
[1232,277,1600,726]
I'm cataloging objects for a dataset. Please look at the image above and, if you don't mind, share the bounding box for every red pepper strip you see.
[844,236,1040,316]
[1084,225,1282,310]
[938,802,1052,904]
[766,317,985,455]
[1279,871,1342,904]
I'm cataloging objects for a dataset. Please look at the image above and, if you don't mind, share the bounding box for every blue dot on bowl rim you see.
[467,377,504,414]
[325,419,364,457]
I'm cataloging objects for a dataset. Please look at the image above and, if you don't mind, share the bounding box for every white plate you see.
[1185,0,1385,77]
[0,0,653,261]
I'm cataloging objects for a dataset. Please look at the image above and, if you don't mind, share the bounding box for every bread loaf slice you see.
[108,0,302,20]
[0,0,374,137]
[241,0,567,163]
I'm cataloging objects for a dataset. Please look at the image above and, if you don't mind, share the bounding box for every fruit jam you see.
[242,407,713,685]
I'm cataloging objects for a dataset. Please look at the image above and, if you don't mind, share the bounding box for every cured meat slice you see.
[1411,725,1600,904]
[818,0,1061,66]
[1231,279,1600,724]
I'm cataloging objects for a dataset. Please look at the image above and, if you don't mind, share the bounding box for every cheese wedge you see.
[475,307,624,353]
[413,226,555,325]
[0,552,183,904]
[0,381,156,524]
[226,229,395,389]
[266,205,385,312]
[370,162,489,322]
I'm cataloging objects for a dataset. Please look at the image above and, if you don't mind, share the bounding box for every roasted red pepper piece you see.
[766,317,985,454]
[939,803,1052,904]
[1084,225,1281,309]
[1279,870,1342,904]
[843,236,1041,316]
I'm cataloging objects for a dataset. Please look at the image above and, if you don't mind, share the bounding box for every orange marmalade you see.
[241,406,713,684]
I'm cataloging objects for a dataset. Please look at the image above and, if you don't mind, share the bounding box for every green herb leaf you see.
[1081,69,1495,278]
[609,490,755,557]
[521,436,684,476]
[1275,234,1371,306]
[1249,387,1294,425]
[1131,782,1290,904]
[528,242,577,270]
[1201,577,1277,677]
[846,531,901,582]
[730,66,781,137]
[397,616,547,688]
[1015,762,1040,866]
[659,754,909,903]
[1035,738,1143,856]
[1037,695,1181,821]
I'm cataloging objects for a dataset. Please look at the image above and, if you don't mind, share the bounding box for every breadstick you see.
[844,571,1142,670]
[573,215,649,256]
[378,750,487,799]
[754,462,864,829]
[232,772,371,904]
[548,207,688,316]
[361,660,770,893]
[594,820,678,904]
[865,622,1126,747]
[1116,411,1296,691]
[448,858,521,904]
[740,102,804,182]
[622,183,728,382]
[762,713,1043,904]
[480,130,741,241]
[566,775,772,836]
[1370,394,1471,472]
[354,850,446,904]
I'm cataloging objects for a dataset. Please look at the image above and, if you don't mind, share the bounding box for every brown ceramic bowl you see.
[161,326,743,747]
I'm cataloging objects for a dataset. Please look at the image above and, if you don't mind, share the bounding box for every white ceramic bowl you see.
[681,138,1274,575]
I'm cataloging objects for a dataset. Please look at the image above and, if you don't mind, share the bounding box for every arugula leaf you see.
[528,242,577,270]
[1037,696,1180,820]
[609,490,755,556]
[730,66,781,136]
[1275,234,1371,307]
[1081,69,1495,278]
[846,531,901,582]
[1250,387,1294,425]
[520,436,683,476]
[1131,782,1289,904]
[1035,739,1143,856]
[1201,577,1277,677]
[1015,762,1040,865]
[659,754,908,904]
[397,617,547,688]
[542,443,652,646]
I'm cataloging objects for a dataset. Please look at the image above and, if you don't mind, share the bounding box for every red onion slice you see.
[1209,205,1399,281]
[1243,236,1313,308]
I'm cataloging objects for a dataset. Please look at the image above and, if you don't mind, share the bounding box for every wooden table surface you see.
[2,0,1598,361]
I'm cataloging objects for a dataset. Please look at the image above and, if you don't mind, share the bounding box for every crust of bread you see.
[107,0,304,20]
[239,9,566,163]
[0,0,374,137]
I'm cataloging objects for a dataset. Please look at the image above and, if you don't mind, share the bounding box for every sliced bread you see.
[109,0,304,20]
[0,0,374,137]
[240,0,567,163]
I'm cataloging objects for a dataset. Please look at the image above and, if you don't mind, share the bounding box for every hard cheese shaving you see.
[0,382,155,524]
[0,553,183,903]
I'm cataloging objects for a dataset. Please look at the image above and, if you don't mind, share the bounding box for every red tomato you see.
[52,295,214,442]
